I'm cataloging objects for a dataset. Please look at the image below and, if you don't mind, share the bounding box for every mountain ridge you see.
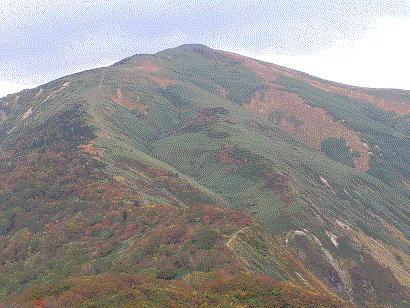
[4,43,409,99]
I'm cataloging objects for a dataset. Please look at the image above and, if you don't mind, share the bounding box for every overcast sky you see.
[0,0,409,97]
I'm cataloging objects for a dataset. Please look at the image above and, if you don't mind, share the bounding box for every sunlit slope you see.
[0,44,408,307]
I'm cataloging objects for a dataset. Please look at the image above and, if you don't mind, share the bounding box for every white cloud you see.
[239,16,410,90]
[0,2,408,91]
[0,80,34,97]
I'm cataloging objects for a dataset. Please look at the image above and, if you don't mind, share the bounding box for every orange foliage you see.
[110,88,149,113]
[245,88,370,171]
[298,77,409,116]
[137,60,161,72]
[13,272,348,308]
[220,51,280,82]
[221,50,409,116]
[147,74,175,87]
[78,139,103,160]
[215,145,243,165]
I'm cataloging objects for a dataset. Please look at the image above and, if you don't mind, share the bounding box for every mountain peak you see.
[171,43,211,50]
[155,43,215,57]
[112,43,212,66]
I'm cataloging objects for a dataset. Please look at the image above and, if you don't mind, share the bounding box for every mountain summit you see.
[0,44,409,307]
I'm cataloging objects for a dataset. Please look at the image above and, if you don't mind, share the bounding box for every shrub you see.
[192,229,218,250]
[156,267,177,280]
[320,137,355,167]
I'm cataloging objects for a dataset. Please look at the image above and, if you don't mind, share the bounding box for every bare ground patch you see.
[110,88,149,113]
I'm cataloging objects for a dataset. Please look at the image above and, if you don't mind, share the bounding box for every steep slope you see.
[0,44,409,307]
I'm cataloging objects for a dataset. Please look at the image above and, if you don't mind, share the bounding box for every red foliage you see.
[32,300,46,308]
[280,195,293,204]
[202,214,218,224]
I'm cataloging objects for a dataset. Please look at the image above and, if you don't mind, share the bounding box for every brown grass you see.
[215,84,229,97]
[35,88,44,98]
[43,82,70,102]
[353,229,410,287]
[335,220,410,288]
[245,88,370,171]
[298,77,410,116]
[137,60,161,72]
[78,139,103,160]
[221,50,409,116]
[110,88,149,113]
[147,75,175,87]
[220,51,280,82]
[20,108,33,120]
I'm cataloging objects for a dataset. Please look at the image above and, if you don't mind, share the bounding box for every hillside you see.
[0,44,409,307]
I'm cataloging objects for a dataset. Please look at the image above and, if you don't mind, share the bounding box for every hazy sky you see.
[0,0,409,96]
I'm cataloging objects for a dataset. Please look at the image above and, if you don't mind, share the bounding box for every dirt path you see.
[226,226,250,249]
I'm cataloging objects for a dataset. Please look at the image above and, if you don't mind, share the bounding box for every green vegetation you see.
[275,75,410,191]
[320,137,355,167]
[9,273,348,307]
[0,44,408,307]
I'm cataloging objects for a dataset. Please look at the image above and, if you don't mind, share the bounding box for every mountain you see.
[0,44,409,307]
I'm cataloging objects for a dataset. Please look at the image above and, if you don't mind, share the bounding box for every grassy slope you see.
[0,44,408,307]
